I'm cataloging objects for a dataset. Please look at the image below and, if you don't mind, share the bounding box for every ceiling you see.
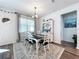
[0,0,79,18]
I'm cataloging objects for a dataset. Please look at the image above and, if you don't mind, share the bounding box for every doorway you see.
[61,11,77,48]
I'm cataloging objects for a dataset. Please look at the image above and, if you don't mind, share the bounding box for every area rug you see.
[13,42,64,59]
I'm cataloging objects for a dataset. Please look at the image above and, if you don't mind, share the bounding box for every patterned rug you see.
[13,42,64,59]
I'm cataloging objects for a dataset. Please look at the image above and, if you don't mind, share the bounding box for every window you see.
[19,17,34,33]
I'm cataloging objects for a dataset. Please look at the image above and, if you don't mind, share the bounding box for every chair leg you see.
[36,40,39,59]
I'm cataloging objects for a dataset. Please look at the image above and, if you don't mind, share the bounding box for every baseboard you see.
[76,47,79,49]
[61,40,74,44]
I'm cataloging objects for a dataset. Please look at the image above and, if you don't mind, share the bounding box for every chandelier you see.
[32,6,39,19]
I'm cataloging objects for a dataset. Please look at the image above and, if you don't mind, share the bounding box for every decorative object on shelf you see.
[0,9,16,14]
[2,18,10,23]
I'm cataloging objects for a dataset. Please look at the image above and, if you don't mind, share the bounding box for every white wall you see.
[0,11,18,46]
[63,28,76,42]
[40,3,79,49]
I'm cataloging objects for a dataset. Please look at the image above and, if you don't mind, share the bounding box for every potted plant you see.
[72,34,77,47]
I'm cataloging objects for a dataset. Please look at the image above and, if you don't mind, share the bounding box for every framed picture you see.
[42,19,53,32]
[64,18,76,28]
[62,11,77,28]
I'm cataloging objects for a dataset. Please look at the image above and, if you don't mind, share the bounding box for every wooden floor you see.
[60,51,79,59]
[57,41,79,59]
